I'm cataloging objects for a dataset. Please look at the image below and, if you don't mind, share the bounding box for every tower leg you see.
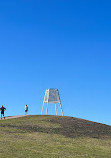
[60,103,64,116]
[41,102,44,115]
[55,104,57,115]
[46,103,48,115]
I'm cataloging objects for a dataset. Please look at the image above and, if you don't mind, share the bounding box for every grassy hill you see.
[0,115,111,158]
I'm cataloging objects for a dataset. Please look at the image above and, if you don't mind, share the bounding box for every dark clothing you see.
[1,107,6,114]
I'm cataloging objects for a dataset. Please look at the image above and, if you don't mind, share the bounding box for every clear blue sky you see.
[0,0,111,125]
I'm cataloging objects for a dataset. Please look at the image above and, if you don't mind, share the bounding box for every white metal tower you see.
[41,89,64,116]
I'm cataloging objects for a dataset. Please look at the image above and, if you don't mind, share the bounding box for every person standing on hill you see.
[0,105,6,120]
[25,105,28,115]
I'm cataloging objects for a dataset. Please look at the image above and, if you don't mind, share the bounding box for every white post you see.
[60,103,64,116]
[55,104,57,115]
[41,102,44,115]
[46,103,48,115]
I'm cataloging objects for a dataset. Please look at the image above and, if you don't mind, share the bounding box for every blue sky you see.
[0,0,111,125]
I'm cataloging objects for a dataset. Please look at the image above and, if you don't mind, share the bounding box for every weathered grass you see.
[0,115,111,158]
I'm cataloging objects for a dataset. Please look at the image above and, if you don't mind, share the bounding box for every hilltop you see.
[0,115,111,158]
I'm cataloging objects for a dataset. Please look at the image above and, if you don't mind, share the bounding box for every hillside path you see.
[0,115,26,120]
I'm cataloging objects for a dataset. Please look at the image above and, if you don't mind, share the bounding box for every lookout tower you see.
[41,89,64,116]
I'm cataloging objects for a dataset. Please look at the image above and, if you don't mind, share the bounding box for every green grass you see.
[0,115,111,158]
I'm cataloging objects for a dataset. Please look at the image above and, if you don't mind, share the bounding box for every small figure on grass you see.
[0,105,6,120]
[25,104,28,115]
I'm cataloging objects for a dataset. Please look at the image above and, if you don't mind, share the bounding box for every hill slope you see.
[0,115,111,158]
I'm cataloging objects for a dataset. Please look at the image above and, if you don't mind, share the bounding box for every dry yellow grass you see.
[0,115,111,158]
